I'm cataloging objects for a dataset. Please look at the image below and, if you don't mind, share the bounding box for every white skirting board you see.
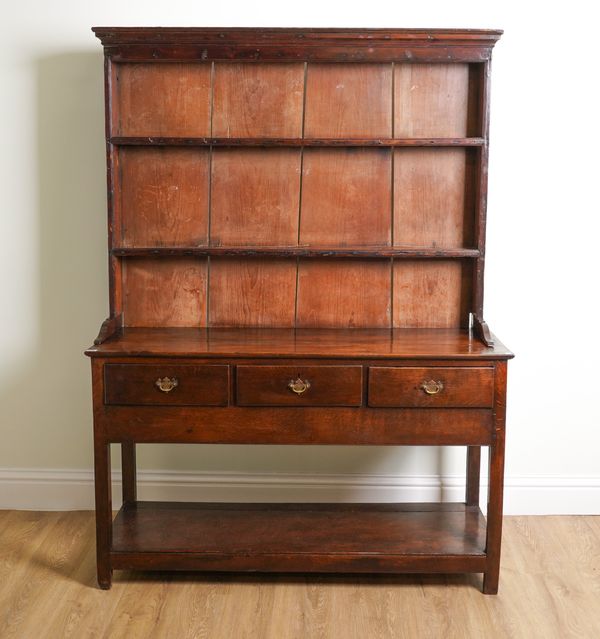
[1,468,599,515]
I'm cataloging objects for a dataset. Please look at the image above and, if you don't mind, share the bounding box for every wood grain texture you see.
[394,148,471,248]
[237,365,363,406]
[86,328,514,360]
[110,136,486,147]
[114,63,211,136]
[94,28,503,66]
[119,147,209,247]
[90,30,510,593]
[395,63,470,137]
[304,63,392,137]
[5,511,600,639]
[296,260,391,328]
[368,366,494,408]
[484,359,507,594]
[300,149,391,246]
[111,502,486,558]
[112,247,480,258]
[104,363,229,406]
[393,260,472,328]
[102,405,493,446]
[208,259,297,327]
[210,149,301,246]
[212,63,304,137]
[121,441,137,504]
[123,258,207,327]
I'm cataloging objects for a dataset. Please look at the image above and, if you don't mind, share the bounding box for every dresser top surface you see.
[86,328,512,360]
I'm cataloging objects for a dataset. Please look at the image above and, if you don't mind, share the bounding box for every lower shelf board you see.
[110,501,488,573]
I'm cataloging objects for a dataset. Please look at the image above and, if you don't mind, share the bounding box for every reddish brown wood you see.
[93,314,123,345]
[304,64,392,138]
[93,27,503,64]
[296,260,392,328]
[368,366,494,408]
[88,27,509,593]
[100,402,494,446]
[110,136,487,148]
[393,148,472,249]
[91,359,112,589]
[123,258,207,327]
[300,149,391,246]
[473,314,495,347]
[93,27,503,47]
[118,147,209,248]
[237,365,363,406]
[394,64,471,138]
[111,501,487,572]
[112,247,480,258]
[86,327,513,360]
[210,149,301,246]
[393,260,472,328]
[213,63,304,137]
[483,360,507,594]
[105,58,122,319]
[111,549,486,574]
[466,446,481,507]
[121,441,137,504]
[208,259,297,327]
[473,62,491,319]
[113,63,211,137]
[104,363,230,406]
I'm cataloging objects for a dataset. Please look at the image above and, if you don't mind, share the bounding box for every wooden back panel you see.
[109,60,482,328]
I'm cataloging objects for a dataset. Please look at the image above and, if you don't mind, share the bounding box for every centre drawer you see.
[236,365,363,407]
[368,366,494,408]
[104,364,230,406]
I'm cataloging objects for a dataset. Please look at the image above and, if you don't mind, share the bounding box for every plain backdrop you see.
[1,0,599,514]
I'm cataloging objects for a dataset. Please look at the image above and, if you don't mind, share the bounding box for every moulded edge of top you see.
[91,27,503,48]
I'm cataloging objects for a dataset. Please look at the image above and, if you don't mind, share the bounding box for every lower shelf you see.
[111,501,487,573]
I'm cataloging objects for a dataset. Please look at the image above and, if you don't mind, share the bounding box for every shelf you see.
[110,137,486,148]
[111,247,481,259]
[111,501,487,573]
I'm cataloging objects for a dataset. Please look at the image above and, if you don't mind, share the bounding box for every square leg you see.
[94,439,113,589]
[483,361,507,594]
[121,441,137,504]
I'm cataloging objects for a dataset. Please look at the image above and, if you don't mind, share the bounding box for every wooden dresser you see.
[87,27,512,593]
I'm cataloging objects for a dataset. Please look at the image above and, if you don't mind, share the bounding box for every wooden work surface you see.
[86,328,512,360]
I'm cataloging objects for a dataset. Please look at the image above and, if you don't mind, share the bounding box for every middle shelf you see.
[111,247,481,259]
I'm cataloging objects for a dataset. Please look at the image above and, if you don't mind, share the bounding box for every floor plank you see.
[0,511,599,639]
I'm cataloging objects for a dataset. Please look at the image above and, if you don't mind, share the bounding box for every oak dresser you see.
[86,27,512,593]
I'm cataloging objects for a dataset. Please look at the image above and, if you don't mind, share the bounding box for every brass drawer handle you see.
[155,377,179,393]
[288,377,311,395]
[421,380,444,395]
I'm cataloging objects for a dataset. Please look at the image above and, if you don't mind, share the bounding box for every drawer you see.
[104,364,229,406]
[368,367,494,408]
[236,366,363,407]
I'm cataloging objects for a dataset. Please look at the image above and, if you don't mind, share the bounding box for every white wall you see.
[1,1,599,514]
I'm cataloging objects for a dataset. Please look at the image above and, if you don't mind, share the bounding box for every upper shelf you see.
[111,137,486,148]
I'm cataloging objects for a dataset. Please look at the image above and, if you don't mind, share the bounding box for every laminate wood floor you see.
[0,511,598,638]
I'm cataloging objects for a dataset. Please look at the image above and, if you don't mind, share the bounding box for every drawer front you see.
[237,366,363,407]
[104,364,229,406]
[368,367,494,408]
